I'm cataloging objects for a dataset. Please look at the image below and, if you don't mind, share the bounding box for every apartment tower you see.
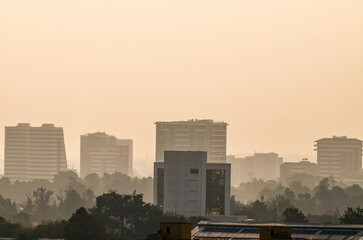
[315,136,362,180]
[80,132,133,178]
[4,123,67,182]
[155,119,227,163]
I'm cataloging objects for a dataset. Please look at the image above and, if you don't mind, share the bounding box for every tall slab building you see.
[80,132,133,178]
[4,123,67,182]
[315,136,362,180]
[155,119,227,163]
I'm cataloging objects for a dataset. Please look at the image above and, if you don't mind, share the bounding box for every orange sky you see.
[1,0,363,176]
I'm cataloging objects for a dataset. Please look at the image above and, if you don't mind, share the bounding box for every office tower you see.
[4,123,67,182]
[280,159,319,182]
[315,136,362,180]
[227,153,282,185]
[153,151,230,217]
[155,119,227,163]
[80,132,133,178]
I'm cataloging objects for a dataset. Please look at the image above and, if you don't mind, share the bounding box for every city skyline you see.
[0,121,362,177]
[1,1,363,177]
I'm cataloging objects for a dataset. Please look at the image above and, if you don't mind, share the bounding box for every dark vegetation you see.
[1,171,363,239]
[0,174,206,240]
[231,174,363,224]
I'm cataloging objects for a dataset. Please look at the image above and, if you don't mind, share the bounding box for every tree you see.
[12,212,32,228]
[249,200,271,222]
[22,192,35,215]
[33,187,54,222]
[83,189,96,208]
[60,187,83,219]
[282,208,307,223]
[91,191,162,239]
[0,194,17,220]
[63,207,106,240]
[339,207,363,224]
[0,216,21,238]
[295,193,315,215]
[313,178,332,214]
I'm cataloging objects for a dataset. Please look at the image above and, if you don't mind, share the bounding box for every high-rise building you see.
[155,119,227,163]
[315,136,362,180]
[153,151,230,217]
[4,123,67,182]
[80,132,133,178]
[280,159,319,182]
[227,153,283,185]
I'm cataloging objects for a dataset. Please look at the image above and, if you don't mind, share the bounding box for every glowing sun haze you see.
[1,0,363,176]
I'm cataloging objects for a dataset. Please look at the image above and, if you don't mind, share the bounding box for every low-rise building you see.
[227,153,282,185]
[280,160,319,181]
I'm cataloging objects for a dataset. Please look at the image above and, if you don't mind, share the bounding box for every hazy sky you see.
[1,1,363,176]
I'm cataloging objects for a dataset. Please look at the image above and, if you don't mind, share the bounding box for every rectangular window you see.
[190,168,199,174]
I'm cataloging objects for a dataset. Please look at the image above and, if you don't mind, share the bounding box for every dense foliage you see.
[2,172,363,239]
[231,175,363,223]
[0,191,208,240]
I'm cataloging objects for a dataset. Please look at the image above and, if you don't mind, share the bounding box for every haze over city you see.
[1,1,363,176]
[2,1,363,239]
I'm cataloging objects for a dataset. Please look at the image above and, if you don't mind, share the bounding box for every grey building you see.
[280,160,319,181]
[155,119,227,163]
[153,151,230,217]
[80,132,133,178]
[4,123,67,182]
[227,153,282,185]
[315,136,362,180]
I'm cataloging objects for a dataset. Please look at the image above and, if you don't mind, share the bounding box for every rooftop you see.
[155,119,227,125]
[192,221,363,240]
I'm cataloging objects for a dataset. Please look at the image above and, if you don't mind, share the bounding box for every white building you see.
[155,119,227,163]
[4,123,68,182]
[154,151,230,217]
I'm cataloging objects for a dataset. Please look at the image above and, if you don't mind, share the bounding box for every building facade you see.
[80,132,133,178]
[280,160,319,182]
[153,151,230,217]
[227,153,282,185]
[4,123,67,182]
[315,136,362,180]
[155,119,227,163]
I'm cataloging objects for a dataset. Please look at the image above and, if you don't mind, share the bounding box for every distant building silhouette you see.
[153,151,230,217]
[4,123,67,182]
[80,132,133,178]
[155,119,227,163]
[227,153,282,185]
[315,136,362,180]
[280,159,318,181]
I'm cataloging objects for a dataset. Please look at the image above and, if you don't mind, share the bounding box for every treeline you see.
[232,174,363,223]
[0,171,153,205]
[0,191,206,240]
